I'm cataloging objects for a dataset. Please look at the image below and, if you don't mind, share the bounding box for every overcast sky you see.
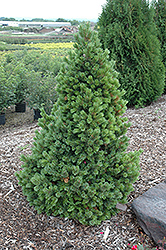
[0,0,107,21]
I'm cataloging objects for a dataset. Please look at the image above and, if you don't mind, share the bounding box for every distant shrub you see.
[0,65,15,113]
[153,0,166,93]
[0,37,28,44]
[26,71,57,114]
[22,50,63,77]
[98,0,165,107]
[3,60,29,104]
[0,42,26,51]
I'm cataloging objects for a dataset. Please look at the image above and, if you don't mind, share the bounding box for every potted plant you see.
[12,62,29,112]
[23,50,62,77]
[26,71,57,120]
[0,65,15,125]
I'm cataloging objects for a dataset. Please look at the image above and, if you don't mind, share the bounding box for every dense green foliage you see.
[0,37,28,44]
[26,71,57,114]
[0,65,15,113]
[153,0,166,93]
[2,49,62,77]
[0,41,28,51]
[98,0,165,107]
[22,50,62,77]
[2,57,29,104]
[0,50,61,111]
[10,62,28,104]
[16,23,142,226]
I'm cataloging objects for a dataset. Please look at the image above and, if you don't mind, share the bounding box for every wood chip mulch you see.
[0,95,166,250]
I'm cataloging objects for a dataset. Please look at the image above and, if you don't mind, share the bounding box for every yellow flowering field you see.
[27,42,74,50]
[24,42,74,56]
[0,41,74,58]
[0,42,75,65]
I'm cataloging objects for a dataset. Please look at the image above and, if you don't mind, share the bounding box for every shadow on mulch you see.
[0,105,37,132]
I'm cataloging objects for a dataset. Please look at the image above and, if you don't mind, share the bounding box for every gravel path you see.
[0,95,166,250]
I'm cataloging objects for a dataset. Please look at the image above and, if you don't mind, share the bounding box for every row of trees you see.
[0,17,81,26]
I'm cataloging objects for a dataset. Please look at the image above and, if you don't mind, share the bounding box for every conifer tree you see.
[153,0,166,93]
[16,23,142,226]
[98,0,165,107]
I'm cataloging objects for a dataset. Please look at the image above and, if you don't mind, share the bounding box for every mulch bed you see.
[0,96,166,249]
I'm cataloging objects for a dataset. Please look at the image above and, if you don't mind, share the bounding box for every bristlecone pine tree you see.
[98,0,165,107]
[16,23,142,226]
[153,0,166,93]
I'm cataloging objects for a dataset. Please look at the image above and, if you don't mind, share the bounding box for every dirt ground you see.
[0,105,36,131]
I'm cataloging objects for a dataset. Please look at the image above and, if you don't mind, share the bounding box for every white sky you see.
[0,0,107,21]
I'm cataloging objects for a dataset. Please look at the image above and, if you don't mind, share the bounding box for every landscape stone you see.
[116,202,128,212]
[131,180,166,248]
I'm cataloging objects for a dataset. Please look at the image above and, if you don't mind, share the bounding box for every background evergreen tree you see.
[98,0,165,107]
[153,0,166,93]
[16,23,142,226]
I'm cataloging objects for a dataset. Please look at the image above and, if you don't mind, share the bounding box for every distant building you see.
[54,26,78,34]
[0,21,71,28]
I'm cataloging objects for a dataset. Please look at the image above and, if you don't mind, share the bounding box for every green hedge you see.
[98,0,165,107]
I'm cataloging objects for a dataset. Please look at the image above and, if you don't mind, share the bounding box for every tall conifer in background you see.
[98,0,165,107]
[16,23,142,226]
[153,0,166,92]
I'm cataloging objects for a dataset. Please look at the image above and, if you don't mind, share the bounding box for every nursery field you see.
[0,94,166,249]
[0,0,165,248]
[0,41,73,119]
[0,20,165,249]
[0,40,74,55]
[0,33,75,45]
[23,41,74,56]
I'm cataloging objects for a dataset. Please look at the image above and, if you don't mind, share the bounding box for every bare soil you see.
[0,105,35,131]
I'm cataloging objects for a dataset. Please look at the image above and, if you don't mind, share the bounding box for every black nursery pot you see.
[33,109,42,120]
[15,102,26,113]
[0,113,5,125]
